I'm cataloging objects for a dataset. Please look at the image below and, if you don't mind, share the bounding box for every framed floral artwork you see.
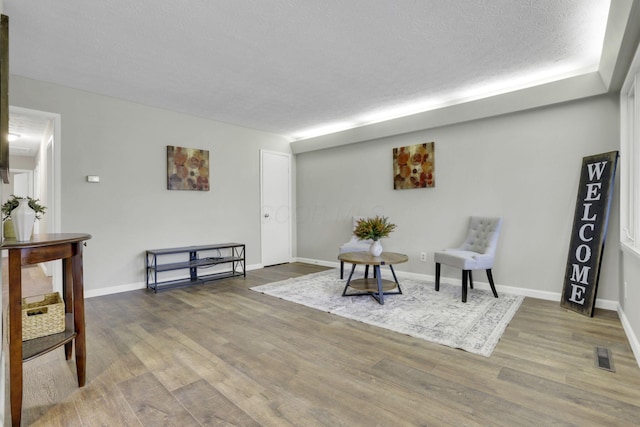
[167,145,210,191]
[393,142,435,189]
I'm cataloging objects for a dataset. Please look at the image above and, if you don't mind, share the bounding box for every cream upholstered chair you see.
[434,216,503,303]
[338,216,371,279]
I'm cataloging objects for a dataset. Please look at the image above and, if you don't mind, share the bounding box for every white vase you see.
[369,240,383,256]
[11,199,36,241]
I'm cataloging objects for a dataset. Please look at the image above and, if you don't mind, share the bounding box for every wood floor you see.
[1,257,54,298]
[16,262,640,426]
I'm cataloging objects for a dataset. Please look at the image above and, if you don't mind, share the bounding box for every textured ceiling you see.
[4,0,610,143]
[8,110,49,157]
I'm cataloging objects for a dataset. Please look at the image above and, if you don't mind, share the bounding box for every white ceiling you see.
[4,0,613,149]
[8,109,49,157]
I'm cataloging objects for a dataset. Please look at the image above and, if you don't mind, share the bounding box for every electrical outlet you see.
[420,252,427,262]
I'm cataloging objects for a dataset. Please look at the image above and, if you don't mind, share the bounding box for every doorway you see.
[260,150,292,266]
[6,106,62,292]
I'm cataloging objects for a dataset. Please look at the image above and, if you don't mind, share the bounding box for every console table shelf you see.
[146,243,245,292]
[22,313,76,362]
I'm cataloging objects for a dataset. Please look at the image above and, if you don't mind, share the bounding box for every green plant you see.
[1,195,47,222]
[353,215,397,241]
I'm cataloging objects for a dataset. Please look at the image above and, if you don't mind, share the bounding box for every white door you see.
[261,150,291,266]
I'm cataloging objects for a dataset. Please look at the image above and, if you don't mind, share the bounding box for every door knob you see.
[264,213,270,218]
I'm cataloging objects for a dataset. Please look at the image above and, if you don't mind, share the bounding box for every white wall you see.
[296,94,620,303]
[9,75,292,293]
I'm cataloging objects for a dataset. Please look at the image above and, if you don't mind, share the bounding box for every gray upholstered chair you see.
[338,216,371,279]
[434,216,503,303]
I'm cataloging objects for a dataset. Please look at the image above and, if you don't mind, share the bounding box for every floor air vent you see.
[595,346,615,372]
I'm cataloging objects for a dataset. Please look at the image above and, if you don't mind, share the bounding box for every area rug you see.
[250,269,524,357]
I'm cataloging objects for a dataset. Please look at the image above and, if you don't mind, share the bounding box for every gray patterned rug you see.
[250,269,524,357]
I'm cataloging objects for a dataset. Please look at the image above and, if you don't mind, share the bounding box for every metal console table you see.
[146,243,245,292]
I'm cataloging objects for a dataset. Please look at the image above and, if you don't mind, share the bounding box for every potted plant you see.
[2,195,46,239]
[353,215,396,256]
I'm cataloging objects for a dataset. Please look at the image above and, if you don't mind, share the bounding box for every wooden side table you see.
[2,233,91,427]
[338,251,409,304]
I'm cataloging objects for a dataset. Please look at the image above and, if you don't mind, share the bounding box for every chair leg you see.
[435,263,441,291]
[469,270,474,289]
[340,261,344,279]
[462,270,468,303]
[486,269,498,298]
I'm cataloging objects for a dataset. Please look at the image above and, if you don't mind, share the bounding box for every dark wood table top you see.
[1,233,92,249]
[338,251,408,265]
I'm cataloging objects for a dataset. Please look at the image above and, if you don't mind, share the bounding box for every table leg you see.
[342,263,357,296]
[72,243,87,387]
[389,265,403,294]
[63,258,73,360]
[8,250,23,427]
[374,265,384,305]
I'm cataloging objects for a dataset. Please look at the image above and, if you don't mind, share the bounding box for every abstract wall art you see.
[393,142,435,189]
[167,145,210,191]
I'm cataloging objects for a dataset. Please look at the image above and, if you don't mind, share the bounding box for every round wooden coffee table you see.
[337,251,409,304]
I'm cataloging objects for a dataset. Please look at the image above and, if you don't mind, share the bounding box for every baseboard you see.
[618,304,640,368]
[295,257,337,268]
[85,281,147,298]
[84,263,263,298]
[38,262,49,276]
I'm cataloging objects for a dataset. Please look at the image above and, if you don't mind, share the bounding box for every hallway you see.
[2,256,53,297]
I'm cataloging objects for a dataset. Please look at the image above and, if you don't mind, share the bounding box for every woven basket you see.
[22,293,65,341]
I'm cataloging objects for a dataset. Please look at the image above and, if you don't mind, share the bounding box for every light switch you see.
[87,175,100,183]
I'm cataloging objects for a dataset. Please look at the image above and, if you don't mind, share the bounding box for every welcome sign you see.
[561,151,618,317]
